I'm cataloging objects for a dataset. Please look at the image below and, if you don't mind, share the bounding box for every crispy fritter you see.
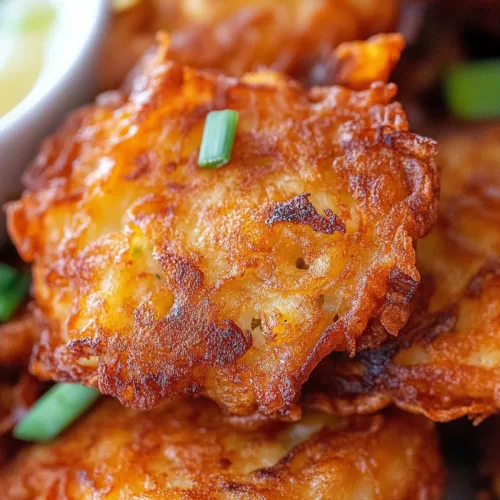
[6,41,439,415]
[305,125,500,422]
[0,398,444,499]
[100,0,399,89]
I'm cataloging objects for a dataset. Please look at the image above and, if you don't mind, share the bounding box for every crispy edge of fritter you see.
[322,33,405,89]
[306,264,500,422]
[304,126,500,423]
[0,398,445,499]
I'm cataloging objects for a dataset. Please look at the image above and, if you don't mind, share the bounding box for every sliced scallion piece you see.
[0,271,30,322]
[13,383,101,443]
[445,59,500,119]
[198,110,239,169]
[0,263,18,293]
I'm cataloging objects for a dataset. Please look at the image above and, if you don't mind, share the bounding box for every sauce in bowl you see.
[0,0,57,118]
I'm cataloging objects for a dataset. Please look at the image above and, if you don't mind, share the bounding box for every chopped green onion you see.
[13,384,101,443]
[0,263,18,293]
[0,271,30,322]
[198,110,239,169]
[445,59,500,119]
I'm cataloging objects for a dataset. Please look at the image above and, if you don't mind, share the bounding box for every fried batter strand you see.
[0,398,445,499]
[100,0,399,89]
[306,125,500,422]
[7,41,438,415]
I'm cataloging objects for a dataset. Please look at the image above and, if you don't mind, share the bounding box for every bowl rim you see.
[0,0,108,135]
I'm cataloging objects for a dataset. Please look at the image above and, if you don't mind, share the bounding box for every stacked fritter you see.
[3,1,500,498]
[100,0,400,89]
[305,125,500,422]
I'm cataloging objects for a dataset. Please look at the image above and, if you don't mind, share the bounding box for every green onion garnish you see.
[198,110,239,169]
[13,384,101,443]
[0,270,30,322]
[0,263,18,293]
[445,59,500,119]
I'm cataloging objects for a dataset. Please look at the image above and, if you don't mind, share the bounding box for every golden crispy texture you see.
[328,33,405,90]
[305,125,500,422]
[7,43,438,415]
[100,0,399,90]
[0,399,444,499]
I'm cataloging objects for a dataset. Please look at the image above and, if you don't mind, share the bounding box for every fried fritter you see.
[6,40,439,415]
[100,0,399,89]
[305,125,500,422]
[0,398,444,499]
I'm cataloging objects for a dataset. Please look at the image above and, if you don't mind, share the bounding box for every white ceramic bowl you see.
[0,0,108,243]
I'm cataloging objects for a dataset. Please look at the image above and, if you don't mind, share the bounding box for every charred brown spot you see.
[266,194,346,235]
[251,317,262,330]
[386,269,419,307]
[295,257,309,270]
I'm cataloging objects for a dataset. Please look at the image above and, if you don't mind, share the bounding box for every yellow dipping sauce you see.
[0,1,56,118]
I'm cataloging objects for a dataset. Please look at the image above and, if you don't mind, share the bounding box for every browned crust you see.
[320,33,406,89]
[0,399,445,499]
[266,193,347,235]
[305,125,500,422]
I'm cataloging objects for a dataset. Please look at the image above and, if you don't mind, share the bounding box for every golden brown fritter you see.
[0,398,445,499]
[6,40,439,416]
[305,125,500,422]
[100,0,399,89]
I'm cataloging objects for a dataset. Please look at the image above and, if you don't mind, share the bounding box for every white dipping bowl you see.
[0,0,108,243]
